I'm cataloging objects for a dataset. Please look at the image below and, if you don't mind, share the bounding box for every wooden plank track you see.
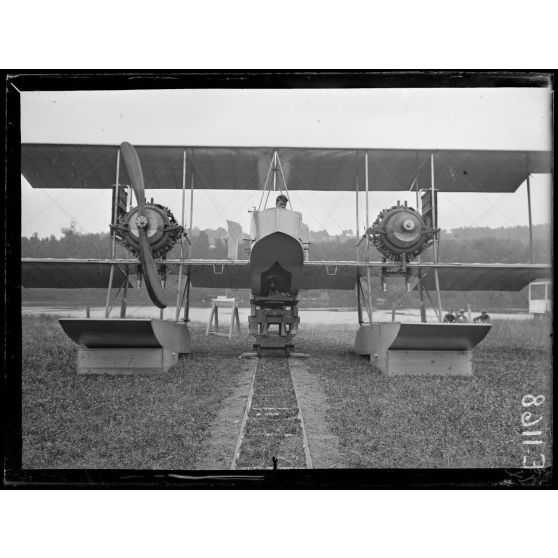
[231,356,312,470]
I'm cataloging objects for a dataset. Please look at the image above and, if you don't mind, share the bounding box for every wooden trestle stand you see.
[206,297,241,338]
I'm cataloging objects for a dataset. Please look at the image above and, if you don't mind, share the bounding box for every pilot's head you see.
[458,309,465,315]
[276,195,288,209]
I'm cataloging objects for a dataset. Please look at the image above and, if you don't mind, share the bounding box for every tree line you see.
[22,223,551,264]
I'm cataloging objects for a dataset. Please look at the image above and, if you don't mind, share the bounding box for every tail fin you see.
[226,220,243,260]
[301,223,311,261]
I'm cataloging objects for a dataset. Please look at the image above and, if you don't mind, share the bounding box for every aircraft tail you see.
[227,220,244,260]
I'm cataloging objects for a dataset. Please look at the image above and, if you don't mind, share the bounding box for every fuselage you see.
[249,208,305,297]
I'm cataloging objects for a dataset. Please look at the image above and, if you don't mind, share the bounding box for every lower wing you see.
[21,258,550,292]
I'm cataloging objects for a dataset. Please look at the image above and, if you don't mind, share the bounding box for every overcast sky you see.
[21,87,552,238]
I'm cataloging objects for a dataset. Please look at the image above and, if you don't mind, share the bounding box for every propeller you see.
[120,142,167,309]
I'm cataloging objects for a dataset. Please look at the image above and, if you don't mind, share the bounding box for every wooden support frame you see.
[206,297,241,338]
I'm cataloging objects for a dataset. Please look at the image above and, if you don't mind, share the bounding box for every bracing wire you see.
[257,152,275,211]
[276,153,293,210]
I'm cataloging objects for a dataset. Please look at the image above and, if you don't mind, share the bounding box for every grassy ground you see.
[22,314,552,469]
[22,314,249,469]
[295,317,553,468]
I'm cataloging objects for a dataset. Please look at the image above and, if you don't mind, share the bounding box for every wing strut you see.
[364,152,373,323]
[105,147,121,318]
[175,149,187,321]
[430,154,443,321]
[356,275,372,325]
[526,174,534,263]
[413,176,427,323]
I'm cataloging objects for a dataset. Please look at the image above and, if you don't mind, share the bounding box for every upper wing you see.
[22,144,551,193]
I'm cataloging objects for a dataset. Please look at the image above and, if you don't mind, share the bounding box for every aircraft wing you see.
[409,263,552,291]
[175,260,361,290]
[300,262,362,290]
[20,258,360,291]
[169,260,251,289]
[22,144,551,193]
[20,258,253,290]
[22,258,550,293]
[21,259,135,288]
[299,261,552,292]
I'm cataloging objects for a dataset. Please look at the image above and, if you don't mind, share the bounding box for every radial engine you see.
[114,202,183,259]
[366,201,436,264]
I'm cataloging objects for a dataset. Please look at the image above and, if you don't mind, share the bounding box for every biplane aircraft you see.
[21,142,552,375]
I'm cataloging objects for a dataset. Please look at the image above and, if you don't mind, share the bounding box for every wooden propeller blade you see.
[120,141,166,309]
[138,227,167,309]
[120,141,145,213]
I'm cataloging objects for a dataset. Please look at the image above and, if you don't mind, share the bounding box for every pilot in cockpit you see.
[276,194,288,209]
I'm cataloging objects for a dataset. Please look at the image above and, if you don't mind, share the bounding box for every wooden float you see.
[59,318,191,375]
[355,322,491,376]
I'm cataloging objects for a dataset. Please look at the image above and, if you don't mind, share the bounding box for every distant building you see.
[528,280,552,316]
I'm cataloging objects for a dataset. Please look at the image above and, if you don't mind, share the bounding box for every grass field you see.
[296,318,553,468]
[21,314,552,469]
[22,314,249,469]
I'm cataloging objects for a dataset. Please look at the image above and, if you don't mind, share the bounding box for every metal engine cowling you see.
[115,203,183,258]
[367,202,435,262]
